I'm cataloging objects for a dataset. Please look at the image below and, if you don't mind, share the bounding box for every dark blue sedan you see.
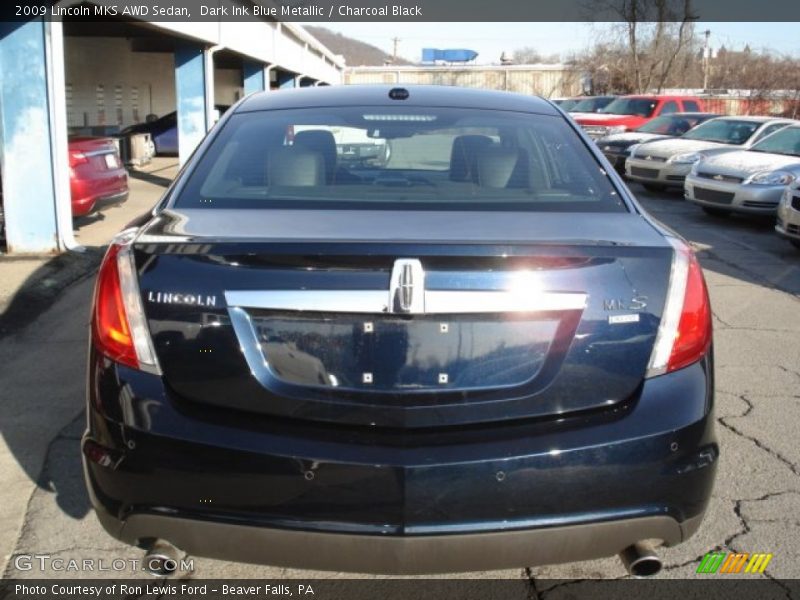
[83,85,716,577]
[122,105,229,155]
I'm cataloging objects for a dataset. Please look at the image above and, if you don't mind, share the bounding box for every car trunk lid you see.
[134,209,673,428]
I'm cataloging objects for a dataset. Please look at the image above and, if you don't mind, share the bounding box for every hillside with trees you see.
[306,26,412,66]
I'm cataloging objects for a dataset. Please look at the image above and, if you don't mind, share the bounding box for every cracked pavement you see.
[0,182,798,592]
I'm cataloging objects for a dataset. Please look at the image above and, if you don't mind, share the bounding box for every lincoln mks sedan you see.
[83,85,717,577]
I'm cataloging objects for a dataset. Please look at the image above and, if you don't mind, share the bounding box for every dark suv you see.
[83,85,717,577]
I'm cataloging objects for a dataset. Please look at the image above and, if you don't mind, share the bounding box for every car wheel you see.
[702,207,730,218]
[643,183,666,192]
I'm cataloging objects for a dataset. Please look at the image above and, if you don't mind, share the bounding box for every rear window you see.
[683,100,701,111]
[174,106,625,213]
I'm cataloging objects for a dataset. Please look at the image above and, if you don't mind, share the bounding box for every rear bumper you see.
[71,172,129,217]
[84,353,717,573]
[91,502,703,574]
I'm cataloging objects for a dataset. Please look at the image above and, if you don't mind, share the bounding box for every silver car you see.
[597,112,719,172]
[625,116,793,191]
[684,124,800,217]
[776,182,800,249]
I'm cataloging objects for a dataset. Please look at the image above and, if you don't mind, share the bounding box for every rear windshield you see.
[681,119,759,144]
[750,126,800,157]
[174,106,625,213]
[599,98,658,117]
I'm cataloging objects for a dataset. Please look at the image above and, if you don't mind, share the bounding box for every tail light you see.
[646,239,712,377]
[69,151,88,167]
[92,231,160,373]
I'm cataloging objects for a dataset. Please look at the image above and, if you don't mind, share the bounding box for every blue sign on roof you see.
[422,48,479,63]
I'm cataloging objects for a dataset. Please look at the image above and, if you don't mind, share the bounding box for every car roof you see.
[714,115,786,123]
[236,85,561,116]
[617,94,698,99]
[661,112,719,118]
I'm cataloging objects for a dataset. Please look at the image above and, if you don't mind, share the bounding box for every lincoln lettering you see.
[147,291,217,307]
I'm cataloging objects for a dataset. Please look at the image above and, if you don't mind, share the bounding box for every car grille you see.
[666,175,686,182]
[786,223,800,235]
[696,172,744,184]
[792,195,800,211]
[630,167,660,179]
[633,155,668,163]
[742,201,778,208]
[694,187,735,204]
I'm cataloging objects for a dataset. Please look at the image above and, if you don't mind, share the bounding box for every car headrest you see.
[294,130,337,182]
[268,147,324,186]
[476,147,522,188]
[450,135,493,181]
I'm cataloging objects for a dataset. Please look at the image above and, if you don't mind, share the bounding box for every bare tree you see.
[583,0,698,93]
[512,46,562,65]
[513,46,542,64]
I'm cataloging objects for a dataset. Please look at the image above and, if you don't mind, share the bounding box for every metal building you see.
[346,64,581,98]
[0,16,344,253]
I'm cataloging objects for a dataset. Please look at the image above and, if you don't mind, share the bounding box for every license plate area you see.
[104,153,118,169]
[249,313,559,392]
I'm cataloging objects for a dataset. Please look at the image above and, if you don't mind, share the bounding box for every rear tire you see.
[643,183,666,193]
[702,207,731,218]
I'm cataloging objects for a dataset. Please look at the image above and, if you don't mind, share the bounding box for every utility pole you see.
[702,29,711,91]
[391,37,401,63]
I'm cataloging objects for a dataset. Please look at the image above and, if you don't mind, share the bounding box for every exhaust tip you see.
[619,541,663,578]
[143,540,180,577]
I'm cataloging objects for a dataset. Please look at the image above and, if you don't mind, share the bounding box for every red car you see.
[69,137,128,217]
[573,95,704,140]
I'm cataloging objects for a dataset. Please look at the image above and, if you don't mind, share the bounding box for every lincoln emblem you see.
[389,259,425,313]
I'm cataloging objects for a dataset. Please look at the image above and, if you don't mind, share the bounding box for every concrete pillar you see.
[0,20,76,253]
[264,65,275,91]
[243,60,266,95]
[174,42,208,166]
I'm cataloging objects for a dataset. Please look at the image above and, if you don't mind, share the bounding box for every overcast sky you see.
[308,22,799,64]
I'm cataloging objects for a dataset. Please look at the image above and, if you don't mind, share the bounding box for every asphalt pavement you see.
[0,179,798,593]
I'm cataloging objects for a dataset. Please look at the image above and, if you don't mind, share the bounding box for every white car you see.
[625,116,793,191]
[684,124,800,218]
[776,181,800,249]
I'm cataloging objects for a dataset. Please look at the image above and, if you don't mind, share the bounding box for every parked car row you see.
[567,95,800,250]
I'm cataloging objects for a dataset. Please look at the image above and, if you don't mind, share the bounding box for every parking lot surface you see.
[0,179,798,592]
